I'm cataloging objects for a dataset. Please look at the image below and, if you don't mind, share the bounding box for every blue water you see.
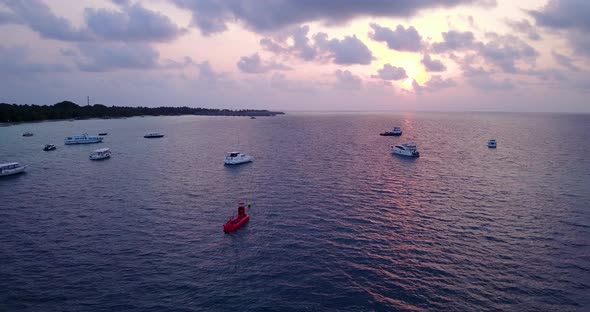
[1,112,589,311]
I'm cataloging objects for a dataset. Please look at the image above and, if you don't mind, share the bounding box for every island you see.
[0,101,284,123]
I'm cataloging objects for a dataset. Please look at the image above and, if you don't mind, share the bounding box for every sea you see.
[1,112,589,311]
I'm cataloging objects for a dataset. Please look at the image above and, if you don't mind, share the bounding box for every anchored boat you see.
[223,203,250,233]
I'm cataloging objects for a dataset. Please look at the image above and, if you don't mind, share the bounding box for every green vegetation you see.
[0,101,284,123]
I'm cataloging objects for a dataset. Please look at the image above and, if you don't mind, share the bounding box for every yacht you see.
[89,148,111,160]
[224,152,254,165]
[22,132,33,137]
[144,132,164,138]
[0,162,27,177]
[64,133,103,145]
[380,127,402,136]
[487,139,497,148]
[392,142,420,157]
[43,144,57,151]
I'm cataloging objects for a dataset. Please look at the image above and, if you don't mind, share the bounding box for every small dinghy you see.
[43,144,57,151]
[223,203,250,233]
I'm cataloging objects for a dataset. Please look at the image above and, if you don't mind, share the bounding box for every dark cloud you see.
[314,33,373,65]
[334,69,362,90]
[237,53,291,73]
[0,45,69,74]
[530,0,590,32]
[1,0,185,43]
[477,33,538,73]
[372,64,407,80]
[552,51,580,71]
[261,27,373,65]
[111,0,131,6]
[431,30,476,53]
[171,0,495,35]
[369,23,423,52]
[84,4,186,42]
[530,1,590,57]
[421,54,446,72]
[505,19,541,41]
[76,43,160,72]
[1,0,91,41]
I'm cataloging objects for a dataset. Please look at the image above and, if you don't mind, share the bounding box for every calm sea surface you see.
[1,112,589,311]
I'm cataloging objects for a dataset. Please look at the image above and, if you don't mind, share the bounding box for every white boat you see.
[89,148,111,160]
[144,132,164,138]
[43,144,57,151]
[392,142,420,157]
[64,133,103,145]
[0,162,27,177]
[487,139,497,148]
[380,126,402,136]
[224,152,254,165]
[22,132,33,137]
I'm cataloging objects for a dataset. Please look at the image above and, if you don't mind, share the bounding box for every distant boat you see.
[43,144,57,151]
[380,127,402,136]
[487,139,497,148]
[250,116,256,119]
[0,162,27,177]
[65,133,103,145]
[224,152,254,165]
[392,142,420,157]
[22,132,33,137]
[89,148,111,160]
[98,132,108,136]
[144,132,164,138]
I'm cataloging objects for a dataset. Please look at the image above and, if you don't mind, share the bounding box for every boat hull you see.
[223,214,250,233]
[380,132,402,136]
[0,166,27,177]
[65,139,103,145]
[144,135,164,138]
[224,156,254,165]
[392,149,420,157]
[43,146,56,151]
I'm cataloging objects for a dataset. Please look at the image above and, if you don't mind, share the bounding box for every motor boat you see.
[64,133,103,145]
[392,142,420,157]
[144,132,164,138]
[380,127,402,136]
[487,139,497,148]
[98,132,108,136]
[22,132,33,137]
[224,152,254,165]
[0,162,27,177]
[250,116,256,119]
[89,148,111,160]
[43,144,57,151]
[223,203,250,233]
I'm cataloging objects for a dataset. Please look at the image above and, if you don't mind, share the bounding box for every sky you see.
[0,0,589,112]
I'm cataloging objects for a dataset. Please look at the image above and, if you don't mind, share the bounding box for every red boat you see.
[223,203,250,233]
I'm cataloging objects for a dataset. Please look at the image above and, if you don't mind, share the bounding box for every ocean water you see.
[0,112,589,311]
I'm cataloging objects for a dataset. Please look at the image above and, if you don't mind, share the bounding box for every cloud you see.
[261,27,373,65]
[369,23,423,52]
[314,33,373,65]
[412,75,456,94]
[431,30,476,53]
[468,75,514,91]
[421,54,446,72]
[84,4,186,42]
[334,69,362,90]
[0,45,69,74]
[477,33,538,73]
[237,53,291,73]
[530,0,590,32]
[372,64,407,80]
[552,51,580,71]
[76,42,160,72]
[170,0,495,35]
[0,10,21,25]
[1,0,91,41]
[505,19,541,41]
[270,72,317,93]
[530,0,590,57]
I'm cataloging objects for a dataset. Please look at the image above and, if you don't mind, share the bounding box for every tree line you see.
[0,101,284,123]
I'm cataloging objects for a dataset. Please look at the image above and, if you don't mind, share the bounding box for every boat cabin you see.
[227,152,241,158]
[0,162,20,170]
